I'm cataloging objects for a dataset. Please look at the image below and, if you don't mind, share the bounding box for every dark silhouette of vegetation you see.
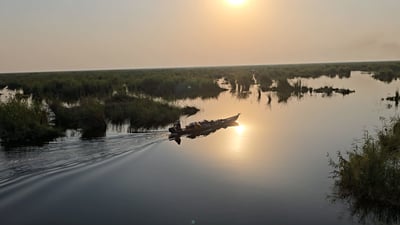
[236,75,253,93]
[273,79,298,103]
[258,76,273,92]
[268,79,309,103]
[79,99,107,138]
[217,62,369,102]
[182,106,200,116]
[313,86,355,97]
[104,93,198,132]
[126,99,180,132]
[0,99,63,146]
[372,63,400,83]
[49,94,198,136]
[0,61,398,146]
[263,79,355,103]
[0,61,398,102]
[218,61,399,97]
[385,90,400,107]
[0,92,199,146]
[0,69,226,102]
[222,61,355,90]
[228,79,237,94]
[267,94,272,105]
[130,74,226,100]
[49,99,107,139]
[329,118,400,224]
[225,73,253,99]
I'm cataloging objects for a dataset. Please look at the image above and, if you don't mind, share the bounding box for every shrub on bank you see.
[330,118,400,223]
[0,99,62,145]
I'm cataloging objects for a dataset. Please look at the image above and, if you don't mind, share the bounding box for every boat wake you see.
[0,132,168,189]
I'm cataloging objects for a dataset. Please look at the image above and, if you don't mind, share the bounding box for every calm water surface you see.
[0,72,399,225]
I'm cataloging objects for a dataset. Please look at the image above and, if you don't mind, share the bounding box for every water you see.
[0,72,399,225]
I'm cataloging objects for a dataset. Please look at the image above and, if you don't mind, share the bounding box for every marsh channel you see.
[1,71,400,225]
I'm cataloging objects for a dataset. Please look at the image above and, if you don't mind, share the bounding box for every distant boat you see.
[168,113,240,139]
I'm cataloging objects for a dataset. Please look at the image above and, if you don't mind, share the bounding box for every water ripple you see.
[0,132,168,189]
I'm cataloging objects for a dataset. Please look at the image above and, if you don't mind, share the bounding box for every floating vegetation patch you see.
[313,86,355,97]
[383,90,400,108]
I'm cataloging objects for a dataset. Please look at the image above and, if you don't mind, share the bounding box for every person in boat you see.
[174,120,182,131]
[169,120,182,133]
[186,122,201,129]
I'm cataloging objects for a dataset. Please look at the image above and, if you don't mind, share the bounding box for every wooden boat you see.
[169,113,240,137]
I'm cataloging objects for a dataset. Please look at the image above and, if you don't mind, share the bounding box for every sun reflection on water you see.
[232,123,246,152]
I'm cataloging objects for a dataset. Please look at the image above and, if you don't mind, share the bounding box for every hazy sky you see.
[1,0,400,72]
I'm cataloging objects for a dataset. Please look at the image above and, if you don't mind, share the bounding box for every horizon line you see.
[1,59,399,75]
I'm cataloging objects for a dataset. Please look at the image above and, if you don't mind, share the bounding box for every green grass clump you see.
[269,79,309,103]
[1,61,399,103]
[258,75,273,92]
[104,93,192,131]
[129,74,226,100]
[49,98,106,138]
[372,63,400,83]
[330,118,400,223]
[79,99,107,138]
[0,99,62,145]
[0,69,225,102]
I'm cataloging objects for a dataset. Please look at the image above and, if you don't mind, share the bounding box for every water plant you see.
[269,79,309,103]
[0,69,226,102]
[385,90,400,107]
[329,118,400,224]
[0,61,398,146]
[104,93,197,131]
[0,99,63,145]
[49,98,107,138]
[373,64,400,83]
[313,86,355,97]
[257,75,273,92]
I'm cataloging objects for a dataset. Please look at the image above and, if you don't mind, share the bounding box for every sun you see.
[235,124,245,135]
[227,0,246,6]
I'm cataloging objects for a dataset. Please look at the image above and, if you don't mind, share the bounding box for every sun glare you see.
[227,0,246,6]
[235,124,245,135]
